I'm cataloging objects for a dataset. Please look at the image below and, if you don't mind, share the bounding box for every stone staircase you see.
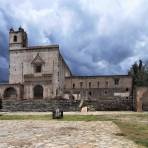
[0,97,133,112]
[1,99,81,112]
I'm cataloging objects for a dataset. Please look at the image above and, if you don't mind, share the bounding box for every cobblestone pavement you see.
[0,121,138,148]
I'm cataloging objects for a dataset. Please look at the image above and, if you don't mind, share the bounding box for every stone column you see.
[136,91,143,112]
[30,85,33,99]
[136,87,147,112]
[16,87,20,100]
[43,85,49,99]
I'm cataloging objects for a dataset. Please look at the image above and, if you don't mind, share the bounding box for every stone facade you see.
[0,27,71,100]
[64,76,133,100]
[64,76,133,111]
[0,27,137,111]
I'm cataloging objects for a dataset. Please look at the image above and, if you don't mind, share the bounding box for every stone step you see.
[0,98,133,112]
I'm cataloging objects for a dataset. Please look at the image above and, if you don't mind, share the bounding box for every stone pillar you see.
[30,85,33,99]
[136,91,143,112]
[25,85,31,99]
[16,87,21,100]
[136,87,147,112]
[43,85,49,99]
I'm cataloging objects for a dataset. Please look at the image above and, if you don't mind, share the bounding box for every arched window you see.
[33,85,43,99]
[3,87,17,99]
[13,35,17,42]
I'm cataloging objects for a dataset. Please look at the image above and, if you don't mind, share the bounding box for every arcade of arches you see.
[1,85,44,100]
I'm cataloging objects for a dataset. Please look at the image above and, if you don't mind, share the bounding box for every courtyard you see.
[0,121,137,148]
[0,112,147,148]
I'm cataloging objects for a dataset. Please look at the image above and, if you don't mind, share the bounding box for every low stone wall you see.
[0,97,133,112]
[1,99,81,112]
[84,98,133,111]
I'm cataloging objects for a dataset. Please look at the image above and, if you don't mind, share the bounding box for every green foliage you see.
[61,115,99,121]
[128,60,148,86]
[115,121,148,147]
[0,115,52,120]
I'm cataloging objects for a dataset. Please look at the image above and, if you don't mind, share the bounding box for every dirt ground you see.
[0,120,138,148]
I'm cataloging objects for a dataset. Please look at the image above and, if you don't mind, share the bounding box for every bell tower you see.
[9,27,28,50]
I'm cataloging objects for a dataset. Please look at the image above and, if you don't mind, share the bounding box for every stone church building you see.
[0,27,71,100]
[1,27,143,111]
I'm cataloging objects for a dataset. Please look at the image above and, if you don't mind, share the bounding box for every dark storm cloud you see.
[1,0,148,81]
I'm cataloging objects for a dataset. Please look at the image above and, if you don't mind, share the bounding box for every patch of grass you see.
[62,114,125,122]
[0,114,52,120]
[114,120,148,148]
[61,115,112,121]
[0,114,107,121]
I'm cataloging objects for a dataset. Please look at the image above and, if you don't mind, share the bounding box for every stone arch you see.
[3,87,17,99]
[33,85,43,99]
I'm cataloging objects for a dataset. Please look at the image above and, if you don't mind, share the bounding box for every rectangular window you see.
[80,82,83,88]
[35,65,42,73]
[97,81,99,88]
[89,82,91,88]
[105,81,108,87]
[114,78,119,85]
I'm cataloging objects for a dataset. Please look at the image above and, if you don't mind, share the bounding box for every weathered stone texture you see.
[0,27,137,111]
[7,27,70,99]
[65,76,132,89]
[1,98,133,112]
[0,121,138,148]
[64,76,133,102]
[1,99,81,112]
[135,87,148,111]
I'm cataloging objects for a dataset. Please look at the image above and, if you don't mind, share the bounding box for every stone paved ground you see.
[0,121,138,148]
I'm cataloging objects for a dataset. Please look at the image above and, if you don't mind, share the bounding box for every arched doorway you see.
[33,85,43,99]
[3,87,17,99]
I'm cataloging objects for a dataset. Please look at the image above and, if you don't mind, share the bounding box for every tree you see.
[128,60,148,86]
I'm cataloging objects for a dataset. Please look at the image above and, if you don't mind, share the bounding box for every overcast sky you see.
[0,0,148,81]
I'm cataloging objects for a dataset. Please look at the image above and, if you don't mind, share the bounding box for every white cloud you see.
[0,0,148,78]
